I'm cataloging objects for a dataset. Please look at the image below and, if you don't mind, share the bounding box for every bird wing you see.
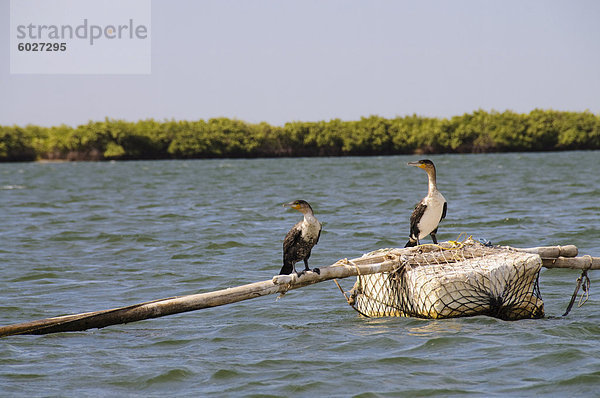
[440,201,447,221]
[409,202,427,239]
[315,224,322,245]
[283,223,303,263]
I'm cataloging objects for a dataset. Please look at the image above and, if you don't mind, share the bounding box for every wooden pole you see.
[0,244,597,337]
[514,245,578,258]
[542,256,600,270]
[511,245,600,269]
[0,255,400,337]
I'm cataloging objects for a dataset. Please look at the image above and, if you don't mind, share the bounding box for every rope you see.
[274,273,297,300]
[563,255,593,317]
[332,258,361,306]
[417,232,471,251]
[333,279,350,303]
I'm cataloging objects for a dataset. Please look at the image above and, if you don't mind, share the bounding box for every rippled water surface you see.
[1,152,599,396]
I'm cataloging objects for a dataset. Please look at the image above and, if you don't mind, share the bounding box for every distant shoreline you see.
[1,109,599,162]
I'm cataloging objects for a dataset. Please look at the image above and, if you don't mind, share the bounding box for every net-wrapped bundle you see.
[350,240,545,321]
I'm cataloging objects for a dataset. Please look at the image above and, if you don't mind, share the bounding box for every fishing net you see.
[347,239,544,321]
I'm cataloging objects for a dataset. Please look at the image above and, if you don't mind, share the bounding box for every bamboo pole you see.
[0,255,400,337]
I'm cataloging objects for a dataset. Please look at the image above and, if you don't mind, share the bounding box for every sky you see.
[1,0,600,127]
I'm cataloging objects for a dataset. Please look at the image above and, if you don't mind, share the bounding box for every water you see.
[1,152,599,396]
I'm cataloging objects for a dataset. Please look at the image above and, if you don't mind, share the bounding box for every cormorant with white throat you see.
[280,200,322,276]
[405,159,447,247]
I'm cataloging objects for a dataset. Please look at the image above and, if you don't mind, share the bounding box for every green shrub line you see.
[1,109,599,162]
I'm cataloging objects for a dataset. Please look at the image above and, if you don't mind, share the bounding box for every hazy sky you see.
[1,0,599,127]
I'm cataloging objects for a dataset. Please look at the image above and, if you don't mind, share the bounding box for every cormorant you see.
[280,200,322,276]
[405,159,447,247]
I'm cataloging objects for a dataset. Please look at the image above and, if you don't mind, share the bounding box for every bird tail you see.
[279,262,293,275]
[404,239,417,248]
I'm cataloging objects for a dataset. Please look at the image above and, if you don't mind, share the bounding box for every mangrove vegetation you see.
[1,109,599,162]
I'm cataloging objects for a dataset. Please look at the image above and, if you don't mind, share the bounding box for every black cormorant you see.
[280,200,322,276]
[405,159,447,247]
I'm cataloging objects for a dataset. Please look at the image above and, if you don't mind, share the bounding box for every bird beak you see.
[407,161,421,167]
[283,202,299,209]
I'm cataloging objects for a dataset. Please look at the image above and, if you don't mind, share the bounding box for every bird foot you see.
[295,268,320,277]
